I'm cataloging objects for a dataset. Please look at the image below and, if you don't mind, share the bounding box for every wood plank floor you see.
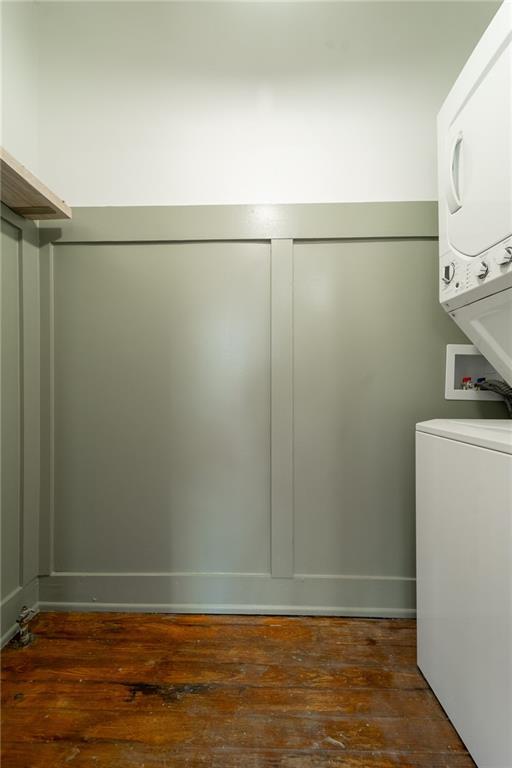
[1,612,475,767]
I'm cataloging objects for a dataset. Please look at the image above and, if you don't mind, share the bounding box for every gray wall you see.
[293,239,483,581]
[52,242,271,574]
[37,204,505,616]
[0,206,40,644]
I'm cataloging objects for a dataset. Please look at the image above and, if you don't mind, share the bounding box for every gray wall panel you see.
[37,203,507,616]
[52,242,271,574]
[1,206,40,645]
[293,240,504,578]
[1,219,22,598]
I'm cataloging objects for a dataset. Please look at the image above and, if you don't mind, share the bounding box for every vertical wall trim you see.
[17,233,25,586]
[38,244,55,576]
[270,239,294,578]
[38,245,52,575]
[21,235,41,584]
[48,247,55,574]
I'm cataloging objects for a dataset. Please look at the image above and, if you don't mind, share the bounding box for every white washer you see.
[416,419,512,768]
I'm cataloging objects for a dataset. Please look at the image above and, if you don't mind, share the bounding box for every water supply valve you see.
[16,605,37,647]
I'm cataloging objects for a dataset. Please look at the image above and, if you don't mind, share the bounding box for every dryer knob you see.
[442,263,455,284]
[497,246,512,266]
[477,261,489,279]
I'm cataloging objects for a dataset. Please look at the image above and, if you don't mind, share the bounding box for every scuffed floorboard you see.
[1,613,475,767]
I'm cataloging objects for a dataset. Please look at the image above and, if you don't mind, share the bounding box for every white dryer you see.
[416,419,512,768]
[438,1,512,385]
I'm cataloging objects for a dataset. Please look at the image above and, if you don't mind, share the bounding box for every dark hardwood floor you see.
[1,612,475,767]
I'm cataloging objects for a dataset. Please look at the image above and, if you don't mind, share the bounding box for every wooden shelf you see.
[0,147,71,220]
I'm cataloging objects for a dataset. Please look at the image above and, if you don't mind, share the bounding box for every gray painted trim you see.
[38,573,415,618]
[17,223,24,587]
[0,578,39,648]
[38,245,52,575]
[48,246,55,574]
[20,232,41,584]
[270,240,294,577]
[1,205,40,622]
[39,202,438,244]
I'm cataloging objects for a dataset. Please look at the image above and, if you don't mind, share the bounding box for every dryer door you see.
[445,35,512,258]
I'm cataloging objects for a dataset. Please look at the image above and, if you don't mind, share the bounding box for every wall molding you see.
[38,243,54,575]
[35,201,441,619]
[270,239,294,577]
[39,201,438,245]
[0,204,40,646]
[38,572,415,618]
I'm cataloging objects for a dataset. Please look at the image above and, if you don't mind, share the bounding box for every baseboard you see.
[38,601,415,618]
[1,579,39,647]
[38,572,416,618]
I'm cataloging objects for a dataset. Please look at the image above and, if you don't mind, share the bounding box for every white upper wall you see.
[3,1,501,206]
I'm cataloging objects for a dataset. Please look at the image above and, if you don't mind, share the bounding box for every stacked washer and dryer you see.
[416,3,512,767]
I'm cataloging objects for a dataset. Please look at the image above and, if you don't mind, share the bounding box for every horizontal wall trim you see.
[39,573,416,618]
[39,201,438,245]
[49,571,415,581]
[1,579,39,648]
[38,602,415,619]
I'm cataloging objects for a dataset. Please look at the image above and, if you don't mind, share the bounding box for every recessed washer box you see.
[445,343,503,400]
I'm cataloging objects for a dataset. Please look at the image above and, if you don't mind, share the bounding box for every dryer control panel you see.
[440,236,512,311]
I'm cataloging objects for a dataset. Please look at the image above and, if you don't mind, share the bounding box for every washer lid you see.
[416,419,512,454]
